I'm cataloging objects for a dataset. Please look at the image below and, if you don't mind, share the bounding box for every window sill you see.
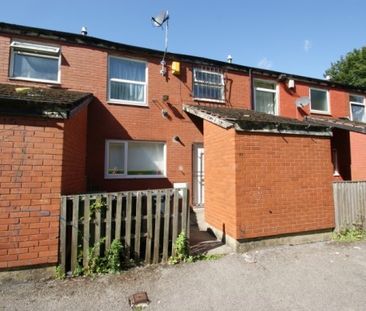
[9,77,61,85]
[310,110,331,116]
[108,100,148,107]
[193,98,225,104]
[105,175,167,180]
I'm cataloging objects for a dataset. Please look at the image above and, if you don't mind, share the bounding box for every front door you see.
[193,144,204,207]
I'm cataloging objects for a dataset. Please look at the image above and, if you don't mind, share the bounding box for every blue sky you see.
[1,0,365,79]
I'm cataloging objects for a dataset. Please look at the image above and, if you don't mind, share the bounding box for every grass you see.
[332,227,366,242]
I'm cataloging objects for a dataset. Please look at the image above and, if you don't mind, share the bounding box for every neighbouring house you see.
[0,22,366,269]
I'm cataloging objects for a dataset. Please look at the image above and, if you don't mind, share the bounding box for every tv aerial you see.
[152,10,169,76]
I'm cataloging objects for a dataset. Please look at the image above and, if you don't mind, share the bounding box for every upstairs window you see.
[350,94,366,123]
[108,56,147,106]
[105,140,166,178]
[10,41,60,83]
[254,80,278,115]
[310,88,329,114]
[193,68,225,102]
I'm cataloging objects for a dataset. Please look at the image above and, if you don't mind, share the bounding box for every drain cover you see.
[129,292,150,308]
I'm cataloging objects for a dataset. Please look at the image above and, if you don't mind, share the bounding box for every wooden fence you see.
[59,188,189,274]
[333,181,366,231]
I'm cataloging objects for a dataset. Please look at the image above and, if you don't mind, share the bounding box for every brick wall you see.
[235,132,335,239]
[204,121,237,238]
[62,106,88,194]
[204,120,335,241]
[350,132,366,180]
[0,116,64,269]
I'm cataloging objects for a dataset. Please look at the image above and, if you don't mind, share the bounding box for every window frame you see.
[253,79,279,115]
[192,68,225,103]
[105,140,167,179]
[309,87,330,114]
[349,94,366,122]
[9,40,61,84]
[107,55,148,107]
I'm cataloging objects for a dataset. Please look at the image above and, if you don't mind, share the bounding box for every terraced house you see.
[0,22,366,269]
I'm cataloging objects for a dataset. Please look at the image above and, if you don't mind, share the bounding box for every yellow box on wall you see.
[172,61,180,75]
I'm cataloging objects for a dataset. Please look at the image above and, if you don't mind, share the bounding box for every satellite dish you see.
[152,10,169,27]
[151,10,170,76]
[295,96,311,108]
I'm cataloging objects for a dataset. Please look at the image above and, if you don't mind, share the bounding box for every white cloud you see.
[257,57,272,69]
[304,39,312,52]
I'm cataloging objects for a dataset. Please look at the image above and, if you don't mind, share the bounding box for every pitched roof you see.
[183,105,332,136]
[1,21,366,94]
[305,116,366,134]
[0,83,93,119]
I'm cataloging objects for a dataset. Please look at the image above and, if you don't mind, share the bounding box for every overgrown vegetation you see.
[77,238,133,277]
[55,265,65,280]
[333,227,366,242]
[168,232,223,264]
[89,197,106,219]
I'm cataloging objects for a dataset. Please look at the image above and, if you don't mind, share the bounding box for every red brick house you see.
[0,22,366,268]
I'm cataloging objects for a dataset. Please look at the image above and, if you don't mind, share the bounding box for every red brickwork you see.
[62,106,88,194]
[0,116,64,269]
[204,122,237,238]
[204,120,335,240]
[350,132,366,180]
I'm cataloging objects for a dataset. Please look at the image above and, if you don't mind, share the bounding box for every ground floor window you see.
[105,140,166,178]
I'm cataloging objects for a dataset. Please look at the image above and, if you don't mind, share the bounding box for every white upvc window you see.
[105,140,166,179]
[108,56,147,106]
[350,94,366,123]
[254,79,278,115]
[9,40,61,83]
[310,88,330,114]
[193,68,225,102]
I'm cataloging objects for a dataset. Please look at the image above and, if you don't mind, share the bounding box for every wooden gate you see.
[59,188,189,273]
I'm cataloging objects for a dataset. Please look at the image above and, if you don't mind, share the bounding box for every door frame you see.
[192,143,204,208]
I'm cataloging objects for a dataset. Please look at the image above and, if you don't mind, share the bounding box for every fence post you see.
[162,189,171,262]
[115,193,122,240]
[134,192,142,257]
[125,192,132,257]
[59,196,67,273]
[153,191,162,264]
[145,191,153,264]
[71,195,79,274]
[171,189,179,257]
[83,195,90,269]
[94,195,102,257]
[105,194,113,250]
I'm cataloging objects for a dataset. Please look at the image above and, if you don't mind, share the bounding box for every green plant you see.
[169,232,224,265]
[105,239,123,273]
[169,231,191,264]
[333,227,366,242]
[89,197,106,219]
[83,238,124,276]
[55,265,65,280]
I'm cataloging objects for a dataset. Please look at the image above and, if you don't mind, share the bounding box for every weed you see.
[169,231,224,264]
[83,238,125,276]
[89,197,106,219]
[55,265,65,280]
[333,228,366,242]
